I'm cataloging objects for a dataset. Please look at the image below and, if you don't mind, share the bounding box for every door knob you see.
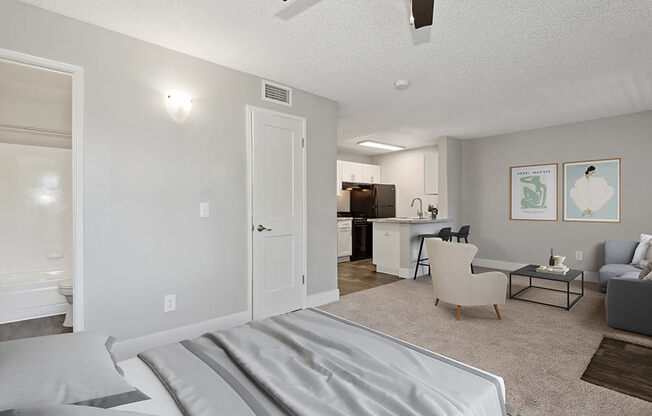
[257,224,272,232]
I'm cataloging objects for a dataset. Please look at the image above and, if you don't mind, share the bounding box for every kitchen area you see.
[336,144,453,295]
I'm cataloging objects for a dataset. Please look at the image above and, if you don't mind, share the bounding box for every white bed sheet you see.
[112,334,505,416]
[113,358,183,416]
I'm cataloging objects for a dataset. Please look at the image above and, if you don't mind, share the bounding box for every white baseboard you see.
[112,310,251,361]
[473,258,598,282]
[0,303,68,325]
[306,289,340,307]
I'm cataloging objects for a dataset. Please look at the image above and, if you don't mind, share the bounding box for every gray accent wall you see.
[0,0,337,340]
[462,111,652,275]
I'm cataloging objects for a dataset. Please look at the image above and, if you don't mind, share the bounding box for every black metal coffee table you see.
[509,264,584,310]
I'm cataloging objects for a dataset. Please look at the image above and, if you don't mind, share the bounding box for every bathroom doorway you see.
[0,49,83,340]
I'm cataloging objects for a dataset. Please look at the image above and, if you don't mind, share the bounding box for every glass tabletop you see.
[510,264,583,282]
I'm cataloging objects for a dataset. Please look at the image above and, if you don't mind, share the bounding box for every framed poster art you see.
[510,163,558,221]
[563,158,620,223]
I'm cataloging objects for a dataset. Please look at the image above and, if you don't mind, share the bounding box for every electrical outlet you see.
[164,294,176,312]
[575,251,583,261]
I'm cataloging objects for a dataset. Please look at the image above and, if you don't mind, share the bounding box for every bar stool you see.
[451,225,474,273]
[413,227,452,279]
[450,225,470,243]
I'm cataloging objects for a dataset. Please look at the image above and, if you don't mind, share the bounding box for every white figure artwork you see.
[569,165,614,217]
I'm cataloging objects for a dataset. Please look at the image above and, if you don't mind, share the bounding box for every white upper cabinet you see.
[340,161,364,183]
[337,160,382,194]
[362,164,381,184]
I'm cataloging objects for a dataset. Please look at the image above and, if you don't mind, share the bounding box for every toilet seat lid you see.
[59,279,73,289]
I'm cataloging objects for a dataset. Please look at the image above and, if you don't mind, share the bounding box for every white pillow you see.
[632,233,652,265]
[644,270,652,281]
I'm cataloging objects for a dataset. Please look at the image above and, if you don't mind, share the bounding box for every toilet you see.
[58,279,73,328]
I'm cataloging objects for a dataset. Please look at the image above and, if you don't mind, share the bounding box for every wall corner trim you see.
[473,258,598,282]
[306,289,340,308]
[112,310,251,361]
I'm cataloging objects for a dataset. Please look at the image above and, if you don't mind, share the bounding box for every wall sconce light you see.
[165,91,193,123]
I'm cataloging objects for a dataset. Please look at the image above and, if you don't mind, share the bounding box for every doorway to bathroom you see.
[0,49,84,341]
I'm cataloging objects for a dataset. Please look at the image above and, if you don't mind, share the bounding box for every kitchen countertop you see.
[337,217,353,221]
[367,218,448,224]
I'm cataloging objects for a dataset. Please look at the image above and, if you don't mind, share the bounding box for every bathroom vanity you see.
[368,218,451,278]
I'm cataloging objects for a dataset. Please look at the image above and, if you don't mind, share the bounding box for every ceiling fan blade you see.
[412,0,434,29]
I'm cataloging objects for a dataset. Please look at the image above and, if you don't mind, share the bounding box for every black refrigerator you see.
[348,184,395,260]
[349,184,396,219]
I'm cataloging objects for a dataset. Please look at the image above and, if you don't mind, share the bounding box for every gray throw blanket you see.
[140,309,505,416]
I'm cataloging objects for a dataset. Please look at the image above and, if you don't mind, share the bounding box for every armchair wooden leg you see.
[493,304,502,320]
[435,298,439,306]
[457,305,461,320]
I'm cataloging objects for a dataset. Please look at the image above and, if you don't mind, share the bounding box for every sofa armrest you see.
[606,277,652,336]
[604,240,638,265]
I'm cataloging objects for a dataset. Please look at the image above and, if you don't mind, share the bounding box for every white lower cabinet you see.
[337,220,352,260]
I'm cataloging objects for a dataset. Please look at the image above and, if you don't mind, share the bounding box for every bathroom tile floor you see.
[0,314,72,342]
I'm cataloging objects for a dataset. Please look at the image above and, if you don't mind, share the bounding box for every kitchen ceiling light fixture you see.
[357,140,405,151]
[394,79,410,91]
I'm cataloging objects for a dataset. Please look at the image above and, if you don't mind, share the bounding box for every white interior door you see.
[251,107,305,320]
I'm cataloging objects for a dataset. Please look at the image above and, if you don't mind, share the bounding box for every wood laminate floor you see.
[0,314,72,342]
[581,337,652,402]
[338,258,401,296]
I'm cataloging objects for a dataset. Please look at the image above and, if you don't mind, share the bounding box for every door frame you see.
[0,48,85,331]
[245,105,307,320]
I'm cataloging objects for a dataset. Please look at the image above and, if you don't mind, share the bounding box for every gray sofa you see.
[601,240,652,336]
[598,240,640,292]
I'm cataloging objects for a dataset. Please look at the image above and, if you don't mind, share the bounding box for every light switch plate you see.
[164,294,176,312]
[575,251,583,261]
[199,202,210,218]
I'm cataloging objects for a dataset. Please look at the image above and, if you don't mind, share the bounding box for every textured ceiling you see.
[18,0,652,154]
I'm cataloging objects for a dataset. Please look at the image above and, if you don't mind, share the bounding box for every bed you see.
[113,308,507,416]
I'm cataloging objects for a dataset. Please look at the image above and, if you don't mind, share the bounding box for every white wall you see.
[0,0,337,341]
[0,143,72,274]
[336,151,373,164]
[336,190,350,212]
[371,144,441,218]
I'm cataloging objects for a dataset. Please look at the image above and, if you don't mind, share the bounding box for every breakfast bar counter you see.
[368,218,451,278]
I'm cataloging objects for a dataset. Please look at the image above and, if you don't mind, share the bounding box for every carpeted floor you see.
[319,275,652,416]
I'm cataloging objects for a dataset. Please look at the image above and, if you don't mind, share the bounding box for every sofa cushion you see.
[599,264,641,289]
[604,240,638,265]
[619,272,642,280]
[632,234,652,265]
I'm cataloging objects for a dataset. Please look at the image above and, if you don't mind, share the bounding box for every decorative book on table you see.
[536,265,569,275]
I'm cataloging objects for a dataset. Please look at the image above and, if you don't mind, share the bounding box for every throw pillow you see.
[639,263,652,280]
[632,233,652,265]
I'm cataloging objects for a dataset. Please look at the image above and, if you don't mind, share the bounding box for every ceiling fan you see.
[280,0,435,29]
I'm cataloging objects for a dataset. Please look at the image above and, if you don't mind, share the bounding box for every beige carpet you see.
[319,275,652,416]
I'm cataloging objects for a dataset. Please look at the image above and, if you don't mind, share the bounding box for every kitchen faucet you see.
[410,197,424,219]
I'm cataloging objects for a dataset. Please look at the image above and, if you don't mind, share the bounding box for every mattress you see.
[113,310,506,416]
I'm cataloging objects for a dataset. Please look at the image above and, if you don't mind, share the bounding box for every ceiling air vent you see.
[262,80,292,107]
